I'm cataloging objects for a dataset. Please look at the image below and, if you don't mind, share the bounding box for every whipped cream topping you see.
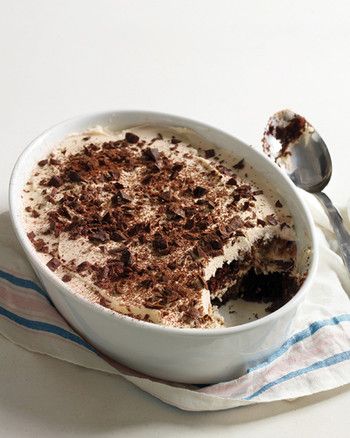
[23,125,299,328]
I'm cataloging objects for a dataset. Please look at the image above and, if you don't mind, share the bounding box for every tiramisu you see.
[262,109,308,163]
[23,125,303,328]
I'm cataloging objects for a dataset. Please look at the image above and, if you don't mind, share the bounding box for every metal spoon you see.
[262,109,350,274]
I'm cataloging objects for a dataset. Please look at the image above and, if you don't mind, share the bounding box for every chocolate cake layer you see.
[23,125,302,328]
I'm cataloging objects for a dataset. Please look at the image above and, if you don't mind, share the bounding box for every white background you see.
[1,0,350,436]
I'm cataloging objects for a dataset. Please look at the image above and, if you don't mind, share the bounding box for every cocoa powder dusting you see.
[23,127,299,328]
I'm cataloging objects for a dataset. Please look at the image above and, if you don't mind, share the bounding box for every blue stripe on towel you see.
[248,314,350,373]
[0,269,49,299]
[0,305,97,353]
[245,350,350,400]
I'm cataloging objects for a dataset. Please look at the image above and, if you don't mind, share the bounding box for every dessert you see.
[262,109,309,163]
[23,125,303,328]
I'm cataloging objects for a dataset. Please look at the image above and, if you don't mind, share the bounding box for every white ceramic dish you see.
[9,111,318,384]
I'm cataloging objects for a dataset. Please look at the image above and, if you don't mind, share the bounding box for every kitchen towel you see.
[1,193,350,411]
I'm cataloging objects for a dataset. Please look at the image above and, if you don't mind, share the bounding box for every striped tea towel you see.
[1,193,350,412]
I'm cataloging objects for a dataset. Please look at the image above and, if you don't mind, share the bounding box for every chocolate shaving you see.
[27,231,36,241]
[141,175,152,185]
[49,158,60,166]
[152,233,170,255]
[111,231,127,242]
[111,190,132,205]
[139,279,153,288]
[166,207,186,221]
[67,170,82,182]
[253,189,263,195]
[125,132,139,144]
[190,245,207,260]
[58,206,71,219]
[228,216,244,231]
[77,261,91,272]
[142,147,160,162]
[209,238,223,250]
[204,149,216,158]
[127,223,143,236]
[121,248,132,265]
[280,222,290,230]
[266,214,278,225]
[226,177,237,186]
[171,162,183,173]
[32,238,47,252]
[89,231,110,243]
[244,220,255,228]
[193,186,208,198]
[171,136,181,144]
[242,201,250,211]
[47,176,63,188]
[159,191,171,202]
[275,200,283,208]
[47,258,61,271]
[233,159,245,169]
[169,162,183,179]
[235,230,245,237]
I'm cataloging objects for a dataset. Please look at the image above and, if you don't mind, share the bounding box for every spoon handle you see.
[314,192,350,274]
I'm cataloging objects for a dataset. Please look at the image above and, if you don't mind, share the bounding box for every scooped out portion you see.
[23,125,305,328]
